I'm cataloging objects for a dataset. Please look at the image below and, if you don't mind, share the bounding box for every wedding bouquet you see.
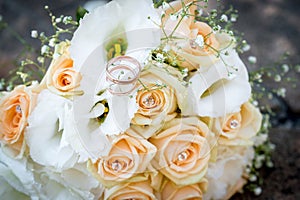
[0,0,281,199]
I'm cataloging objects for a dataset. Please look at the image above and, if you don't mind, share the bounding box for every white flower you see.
[185,47,251,117]
[220,14,228,22]
[67,0,161,160]
[156,53,165,62]
[231,16,237,22]
[249,175,257,182]
[254,187,262,196]
[204,146,254,200]
[277,87,286,97]
[282,64,289,73]
[41,45,50,55]
[0,178,31,200]
[248,56,257,64]
[198,9,203,16]
[274,74,281,82]
[170,13,178,21]
[162,1,170,9]
[48,38,56,47]
[66,77,138,160]
[70,0,160,69]
[26,90,79,169]
[63,16,72,24]
[195,34,205,48]
[32,162,103,200]
[242,44,251,52]
[253,134,268,147]
[55,17,62,23]
[0,149,38,199]
[31,30,38,38]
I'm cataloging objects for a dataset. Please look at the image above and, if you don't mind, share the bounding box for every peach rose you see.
[133,83,176,125]
[0,85,37,158]
[161,179,207,200]
[209,102,262,145]
[131,64,187,139]
[40,41,83,97]
[103,180,157,200]
[162,0,233,70]
[150,117,211,186]
[88,130,156,187]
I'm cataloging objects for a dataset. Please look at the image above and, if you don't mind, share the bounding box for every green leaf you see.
[76,6,88,23]
[152,0,172,9]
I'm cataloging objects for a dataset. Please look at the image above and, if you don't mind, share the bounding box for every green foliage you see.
[76,6,89,22]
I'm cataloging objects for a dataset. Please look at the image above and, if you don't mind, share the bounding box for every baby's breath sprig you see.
[1,6,79,90]
[137,81,168,93]
[32,5,79,64]
[249,52,298,114]
[153,0,178,9]
[246,51,299,196]
[150,46,183,69]
[0,15,36,90]
[196,2,250,55]
[242,113,274,196]
[163,1,209,40]
[157,0,244,78]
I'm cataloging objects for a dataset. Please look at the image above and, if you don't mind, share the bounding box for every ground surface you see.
[0,0,299,199]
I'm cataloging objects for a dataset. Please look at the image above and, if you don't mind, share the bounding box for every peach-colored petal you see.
[39,41,83,97]
[104,180,157,200]
[88,131,156,187]
[161,179,208,200]
[150,117,211,186]
[211,102,262,145]
[0,85,37,158]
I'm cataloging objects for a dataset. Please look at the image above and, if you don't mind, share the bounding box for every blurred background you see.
[0,0,299,199]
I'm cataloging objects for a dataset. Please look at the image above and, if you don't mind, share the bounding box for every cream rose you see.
[161,179,207,200]
[133,83,176,125]
[40,41,83,97]
[131,63,187,138]
[0,85,37,158]
[103,180,157,200]
[88,130,156,187]
[209,102,262,145]
[162,0,232,70]
[150,117,211,186]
